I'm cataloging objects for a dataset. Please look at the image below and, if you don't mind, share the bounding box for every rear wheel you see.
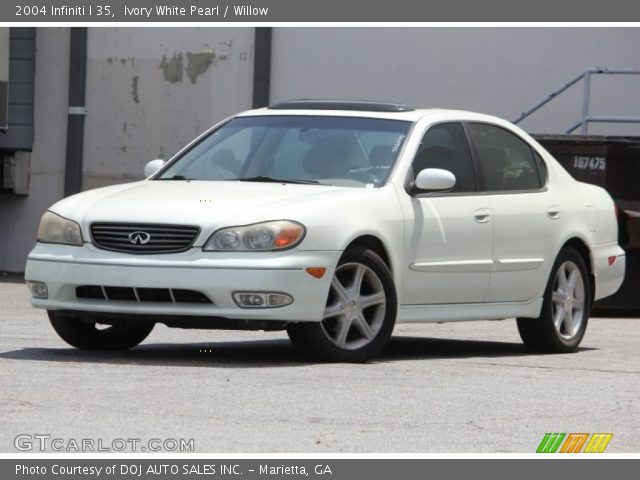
[48,310,154,350]
[517,247,591,352]
[287,247,397,362]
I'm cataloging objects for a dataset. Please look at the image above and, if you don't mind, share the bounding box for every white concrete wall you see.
[82,27,254,189]
[271,28,640,135]
[4,27,640,272]
[0,29,69,272]
[1,27,256,272]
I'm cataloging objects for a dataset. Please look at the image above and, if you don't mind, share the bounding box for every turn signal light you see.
[274,225,305,248]
[305,267,326,279]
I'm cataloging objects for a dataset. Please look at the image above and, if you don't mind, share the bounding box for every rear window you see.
[468,123,543,191]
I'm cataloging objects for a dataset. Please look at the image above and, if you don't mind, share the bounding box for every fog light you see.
[233,292,294,308]
[266,293,294,307]
[27,281,48,299]
[236,293,265,307]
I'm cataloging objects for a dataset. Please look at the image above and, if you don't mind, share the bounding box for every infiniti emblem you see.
[128,231,151,245]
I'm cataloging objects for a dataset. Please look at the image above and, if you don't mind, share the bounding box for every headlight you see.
[203,220,305,251]
[37,211,83,246]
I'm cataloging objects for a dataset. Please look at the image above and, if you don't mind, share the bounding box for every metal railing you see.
[513,67,640,134]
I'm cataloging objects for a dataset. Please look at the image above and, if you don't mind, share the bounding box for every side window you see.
[534,150,548,186]
[411,122,475,192]
[468,123,543,191]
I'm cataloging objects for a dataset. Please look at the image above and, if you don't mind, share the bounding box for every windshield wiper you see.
[156,175,192,181]
[237,176,319,185]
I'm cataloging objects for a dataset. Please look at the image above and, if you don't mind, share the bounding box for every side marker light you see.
[305,267,326,279]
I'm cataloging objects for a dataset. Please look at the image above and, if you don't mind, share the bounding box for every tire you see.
[48,310,154,350]
[517,247,591,353]
[287,247,397,362]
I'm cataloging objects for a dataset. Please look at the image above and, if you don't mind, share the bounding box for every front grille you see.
[104,286,137,301]
[76,285,213,304]
[91,223,200,254]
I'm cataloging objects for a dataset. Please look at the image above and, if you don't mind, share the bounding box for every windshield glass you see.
[156,115,411,188]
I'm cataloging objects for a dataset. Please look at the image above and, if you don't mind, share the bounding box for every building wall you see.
[1,27,256,272]
[82,27,254,189]
[0,28,69,272]
[0,28,36,150]
[270,28,640,135]
[3,27,640,272]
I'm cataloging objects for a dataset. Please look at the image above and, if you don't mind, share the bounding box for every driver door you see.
[402,122,493,305]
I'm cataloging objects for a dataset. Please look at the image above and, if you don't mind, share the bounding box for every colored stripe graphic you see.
[584,433,613,453]
[537,433,613,453]
[560,433,589,453]
[537,433,565,453]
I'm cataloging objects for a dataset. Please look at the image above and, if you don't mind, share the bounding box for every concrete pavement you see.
[1,280,638,453]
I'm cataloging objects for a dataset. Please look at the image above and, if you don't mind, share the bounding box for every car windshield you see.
[156,115,411,188]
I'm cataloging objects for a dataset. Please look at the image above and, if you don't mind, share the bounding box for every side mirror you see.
[414,168,456,191]
[144,159,165,178]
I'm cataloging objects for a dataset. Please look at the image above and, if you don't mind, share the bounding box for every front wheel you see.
[287,247,397,362]
[48,311,155,350]
[517,247,591,353]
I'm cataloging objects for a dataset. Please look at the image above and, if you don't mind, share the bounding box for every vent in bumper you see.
[76,286,213,304]
[90,223,200,254]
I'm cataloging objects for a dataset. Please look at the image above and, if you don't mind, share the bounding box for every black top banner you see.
[5,0,640,22]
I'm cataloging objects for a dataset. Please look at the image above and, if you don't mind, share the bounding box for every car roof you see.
[236,104,510,126]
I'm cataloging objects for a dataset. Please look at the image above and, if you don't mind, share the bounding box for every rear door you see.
[466,122,560,303]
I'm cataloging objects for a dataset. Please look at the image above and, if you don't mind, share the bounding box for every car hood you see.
[49,180,376,242]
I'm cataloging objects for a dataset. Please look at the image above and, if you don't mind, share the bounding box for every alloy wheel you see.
[321,262,387,350]
[551,260,586,340]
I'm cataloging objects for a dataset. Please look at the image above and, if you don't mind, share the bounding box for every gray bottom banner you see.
[2,459,637,480]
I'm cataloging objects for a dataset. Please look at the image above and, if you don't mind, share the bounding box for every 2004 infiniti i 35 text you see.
[25,100,625,362]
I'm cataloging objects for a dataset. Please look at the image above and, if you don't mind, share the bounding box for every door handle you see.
[474,209,491,223]
[547,206,561,220]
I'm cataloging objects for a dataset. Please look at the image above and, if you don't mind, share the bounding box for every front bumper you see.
[25,243,339,322]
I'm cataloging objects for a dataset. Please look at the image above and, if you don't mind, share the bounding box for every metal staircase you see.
[513,67,640,134]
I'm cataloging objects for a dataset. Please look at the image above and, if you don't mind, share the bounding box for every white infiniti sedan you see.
[25,100,625,362]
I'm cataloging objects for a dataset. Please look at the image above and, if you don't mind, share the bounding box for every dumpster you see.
[533,134,640,312]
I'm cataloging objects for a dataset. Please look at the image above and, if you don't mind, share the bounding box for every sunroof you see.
[269,99,414,112]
